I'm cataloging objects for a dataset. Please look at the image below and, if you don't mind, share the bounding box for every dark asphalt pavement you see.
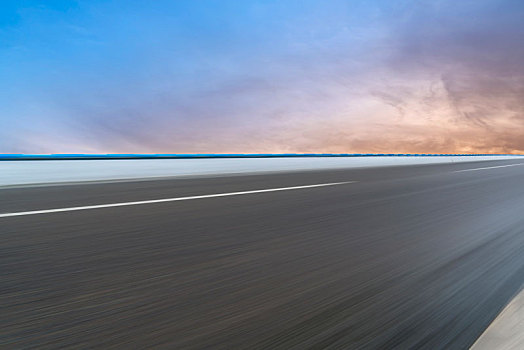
[2,159,524,349]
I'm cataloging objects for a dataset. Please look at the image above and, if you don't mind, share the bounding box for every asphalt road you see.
[2,159,524,349]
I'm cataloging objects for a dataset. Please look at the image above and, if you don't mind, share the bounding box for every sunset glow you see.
[1,1,523,154]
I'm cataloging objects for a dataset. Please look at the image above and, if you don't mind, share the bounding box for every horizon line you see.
[1,153,522,161]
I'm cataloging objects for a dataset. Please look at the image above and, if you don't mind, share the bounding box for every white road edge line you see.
[0,181,355,218]
[454,163,524,173]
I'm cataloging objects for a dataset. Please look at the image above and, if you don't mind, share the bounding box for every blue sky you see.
[1,0,523,154]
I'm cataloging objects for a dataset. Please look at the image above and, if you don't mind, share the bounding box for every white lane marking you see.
[0,182,355,218]
[454,163,524,173]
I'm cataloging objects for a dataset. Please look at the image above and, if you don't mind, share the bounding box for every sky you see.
[1,0,523,154]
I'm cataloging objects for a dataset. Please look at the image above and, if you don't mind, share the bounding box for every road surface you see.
[2,159,524,349]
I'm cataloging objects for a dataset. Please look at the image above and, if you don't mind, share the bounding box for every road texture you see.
[2,159,524,349]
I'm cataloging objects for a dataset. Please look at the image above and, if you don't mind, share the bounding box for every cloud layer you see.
[1,0,523,154]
